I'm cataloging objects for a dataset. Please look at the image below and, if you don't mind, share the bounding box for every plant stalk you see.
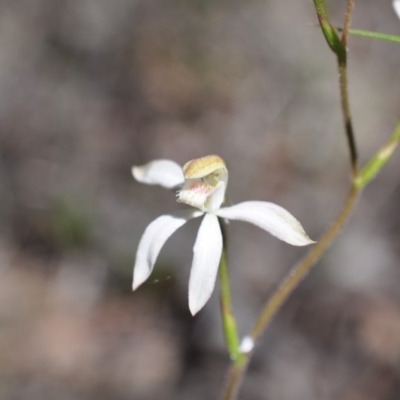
[218,219,240,361]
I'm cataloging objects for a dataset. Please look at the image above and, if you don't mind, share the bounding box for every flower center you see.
[177,155,228,212]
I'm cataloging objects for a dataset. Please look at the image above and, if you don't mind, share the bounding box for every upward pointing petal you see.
[132,159,184,189]
[133,210,203,290]
[189,213,223,315]
[215,201,315,246]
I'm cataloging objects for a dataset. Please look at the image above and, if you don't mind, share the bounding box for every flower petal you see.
[394,0,400,19]
[189,213,223,315]
[133,210,203,290]
[132,159,184,189]
[215,201,314,246]
[205,180,226,212]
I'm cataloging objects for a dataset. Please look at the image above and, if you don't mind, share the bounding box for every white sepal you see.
[189,213,223,315]
[215,201,314,246]
[132,159,184,189]
[394,0,400,19]
[205,181,226,212]
[133,210,203,290]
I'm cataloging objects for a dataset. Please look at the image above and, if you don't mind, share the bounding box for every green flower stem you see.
[218,219,240,361]
[338,61,357,176]
[345,29,400,44]
[354,119,400,189]
[313,0,358,177]
[250,188,358,339]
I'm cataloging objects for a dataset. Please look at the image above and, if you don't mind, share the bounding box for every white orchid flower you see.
[132,155,314,315]
[394,0,400,19]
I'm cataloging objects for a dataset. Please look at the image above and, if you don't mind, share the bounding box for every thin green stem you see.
[345,28,400,44]
[250,188,358,339]
[339,0,358,177]
[338,60,358,177]
[218,219,240,361]
[354,118,400,189]
[340,0,358,177]
[312,0,345,55]
[221,357,245,400]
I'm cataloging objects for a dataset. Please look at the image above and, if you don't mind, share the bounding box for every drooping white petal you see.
[394,0,400,19]
[133,210,203,290]
[132,159,184,189]
[215,201,314,246]
[189,213,223,315]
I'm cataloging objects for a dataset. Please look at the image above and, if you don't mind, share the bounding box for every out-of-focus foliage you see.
[51,199,93,250]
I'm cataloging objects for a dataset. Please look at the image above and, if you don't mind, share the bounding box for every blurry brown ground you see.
[0,1,400,399]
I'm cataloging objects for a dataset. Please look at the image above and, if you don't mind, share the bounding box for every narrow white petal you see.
[205,181,226,212]
[133,210,203,290]
[132,159,184,189]
[215,201,314,246]
[394,0,400,19]
[189,213,223,315]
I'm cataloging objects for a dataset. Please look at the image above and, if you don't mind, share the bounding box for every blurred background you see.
[0,0,399,399]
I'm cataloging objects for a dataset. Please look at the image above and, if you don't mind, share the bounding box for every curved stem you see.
[220,186,359,400]
[310,24,400,44]
[250,187,358,339]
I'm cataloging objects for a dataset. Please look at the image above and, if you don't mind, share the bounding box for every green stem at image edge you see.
[219,0,400,397]
[221,115,400,399]
[218,219,240,361]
